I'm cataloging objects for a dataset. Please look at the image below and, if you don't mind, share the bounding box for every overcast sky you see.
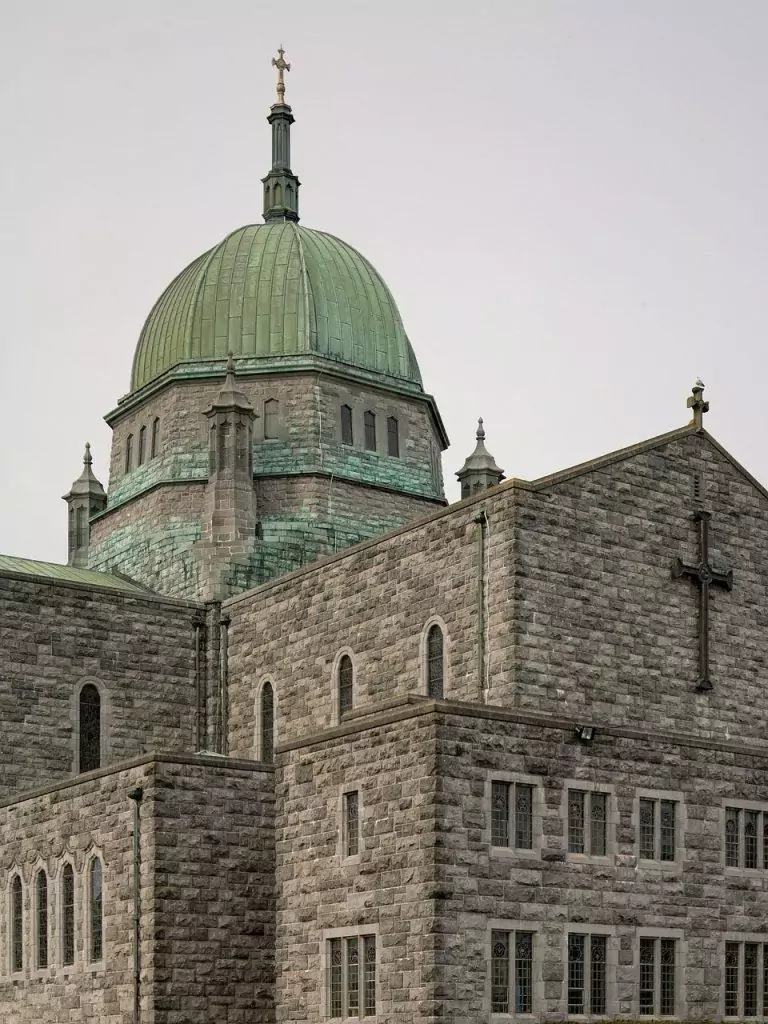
[2,0,768,563]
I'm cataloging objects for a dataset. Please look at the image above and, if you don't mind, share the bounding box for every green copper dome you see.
[131,222,423,393]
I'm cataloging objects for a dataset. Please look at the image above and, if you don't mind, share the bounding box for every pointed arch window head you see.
[125,434,133,474]
[261,682,274,764]
[36,869,48,969]
[62,864,75,966]
[364,411,376,452]
[387,416,400,457]
[427,625,445,699]
[264,398,279,440]
[151,417,160,458]
[338,655,354,717]
[11,874,23,973]
[341,405,353,446]
[138,425,147,466]
[79,683,101,773]
[89,858,103,962]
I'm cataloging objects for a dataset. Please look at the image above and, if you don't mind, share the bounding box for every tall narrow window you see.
[341,404,353,446]
[79,684,101,773]
[36,870,48,969]
[264,398,279,440]
[124,434,133,473]
[639,798,677,862]
[261,682,274,764]
[426,625,444,699]
[327,934,376,1017]
[76,506,87,549]
[387,416,399,457]
[138,425,146,465]
[344,790,359,858]
[568,933,607,1015]
[724,941,768,1018]
[11,875,23,973]
[363,411,376,451]
[151,416,160,458]
[491,929,534,1014]
[491,781,534,850]
[568,789,608,856]
[639,936,676,1016]
[62,864,75,966]
[338,655,354,717]
[89,859,103,962]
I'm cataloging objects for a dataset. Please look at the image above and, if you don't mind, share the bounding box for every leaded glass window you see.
[568,933,586,1014]
[344,790,359,858]
[264,398,279,440]
[745,811,759,869]
[639,936,676,1016]
[125,433,133,473]
[327,934,376,1018]
[89,859,102,962]
[723,941,768,1018]
[261,682,274,764]
[426,625,444,699]
[151,417,160,458]
[338,656,353,717]
[363,411,376,452]
[590,935,607,1014]
[725,807,740,867]
[725,942,739,1017]
[11,875,23,973]
[62,864,75,966]
[341,405,353,445]
[387,416,399,457]
[491,781,534,850]
[724,805,768,870]
[36,870,48,969]
[568,791,586,853]
[567,933,608,1015]
[138,425,146,465]
[638,797,677,862]
[744,942,758,1016]
[78,683,101,773]
[491,929,534,1015]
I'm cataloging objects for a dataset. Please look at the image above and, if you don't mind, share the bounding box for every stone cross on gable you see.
[672,510,733,692]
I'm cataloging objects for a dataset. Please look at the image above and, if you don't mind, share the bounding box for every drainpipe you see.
[219,615,230,755]
[127,787,143,1024]
[193,614,206,751]
[474,510,488,702]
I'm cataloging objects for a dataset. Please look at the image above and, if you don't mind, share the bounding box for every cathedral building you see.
[1,51,766,1024]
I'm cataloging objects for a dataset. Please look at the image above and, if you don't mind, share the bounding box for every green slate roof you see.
[131,222,423,393]
[0,554,152,595]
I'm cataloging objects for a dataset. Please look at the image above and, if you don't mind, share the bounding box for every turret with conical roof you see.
[62,443,107,567]
[456,419,504,499]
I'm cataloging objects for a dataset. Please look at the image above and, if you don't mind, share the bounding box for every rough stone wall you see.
[0,576,198,800]
[275,710,440,1023]
[0,755,274,1024]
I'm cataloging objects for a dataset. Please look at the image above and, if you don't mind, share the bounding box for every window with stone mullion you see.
[568,790,607,856]
[725,806,768,869]
[567,933,607,1015]
[491,781,533,850]
[639,798,676,862]
[639,936,676,1016]
[724,941,767,1018]
[491,929,533,1015]
[327,934,376,1019]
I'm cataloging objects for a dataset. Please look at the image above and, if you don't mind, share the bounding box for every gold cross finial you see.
[272,46,291,104]
[687,378,709,429]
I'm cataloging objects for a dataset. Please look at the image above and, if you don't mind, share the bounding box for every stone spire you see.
[456,419,505,499]
[62,443,107,568]
[262,46,301,223]
[687,379,709,428]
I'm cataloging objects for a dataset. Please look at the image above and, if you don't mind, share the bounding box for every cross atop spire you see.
[272,46,291,104]
[687,379,709,429]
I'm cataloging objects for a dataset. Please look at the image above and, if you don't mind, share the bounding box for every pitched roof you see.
[0,555,153,595]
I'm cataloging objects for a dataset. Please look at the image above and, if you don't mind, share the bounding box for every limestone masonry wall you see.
[0,577,198,800]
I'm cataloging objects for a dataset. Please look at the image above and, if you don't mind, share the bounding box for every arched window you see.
[61,864,75,966]
[36,869,48,969]
[338,655,354,717]
[138,425,147,465]
[341,404,353,446]
[125,434,133,473]
[364,411,376,451]
[427,625,444,699]
[151,417,160,458]
[11,874,23,973]
[387,416,400,457]
[89,859,103,962]
[261,682,274,764]
[79,684,101,773]
[264,398,279,440]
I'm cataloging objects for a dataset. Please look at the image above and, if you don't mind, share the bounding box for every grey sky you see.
[2,0,767,562]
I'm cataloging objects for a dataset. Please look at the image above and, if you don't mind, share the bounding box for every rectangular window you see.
[724,940,768,1018]
[567,933,607,1015]
[344,791,359,858]
[327,934,376,1018]
[639,936,676,1016]
[724,805,768,870]
[639,798,677,862]
[491,929,533,1015]
[364,411,376,452]
[568,789,608,856]
[491,781,534,850]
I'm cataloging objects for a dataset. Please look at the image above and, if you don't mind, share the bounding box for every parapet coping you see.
[0,751,272,810]
[276,693,768,761]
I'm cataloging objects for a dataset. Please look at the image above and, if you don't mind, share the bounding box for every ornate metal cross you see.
[272,46,291,103]
[672,510,733,692]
